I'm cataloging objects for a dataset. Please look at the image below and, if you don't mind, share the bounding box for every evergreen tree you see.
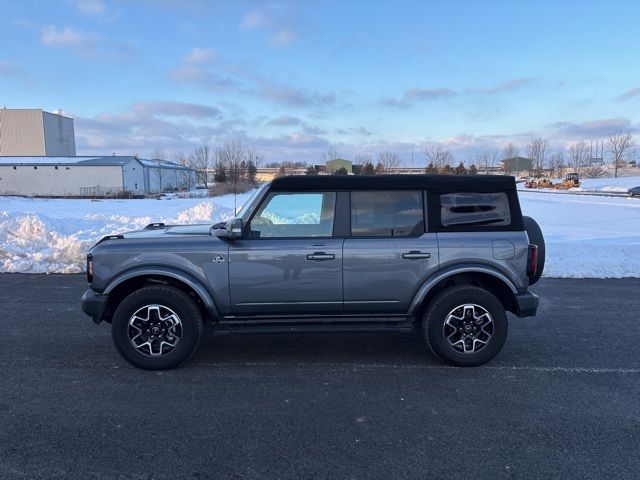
[468,164,478,175]
[425,162,438,174]
[362,162,375,175]
[247,159,258,184]
[305,165,319,175]
[214,165,228,183]
[374,162,385,174]
[332,167,349,175]
[441,164,454,175]
[454,161,468,175]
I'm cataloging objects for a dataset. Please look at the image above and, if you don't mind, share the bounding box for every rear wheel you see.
[111,285,203,370]
[423,285,508,367]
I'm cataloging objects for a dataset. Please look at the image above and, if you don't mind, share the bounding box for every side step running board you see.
[213,321,416,336]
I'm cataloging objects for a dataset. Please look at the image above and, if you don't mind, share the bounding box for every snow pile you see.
[0,193,252,273]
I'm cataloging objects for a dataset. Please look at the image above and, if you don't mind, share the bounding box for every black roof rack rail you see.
[145,222,166,229]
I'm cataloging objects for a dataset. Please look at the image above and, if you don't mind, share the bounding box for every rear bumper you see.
[81,289,108,324]
[513,291,538,318]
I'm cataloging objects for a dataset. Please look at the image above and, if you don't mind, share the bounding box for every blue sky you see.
[1,0,639,164]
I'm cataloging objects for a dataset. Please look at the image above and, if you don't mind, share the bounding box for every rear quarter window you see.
[440,192,510,227]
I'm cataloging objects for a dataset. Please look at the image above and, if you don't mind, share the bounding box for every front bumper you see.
[513,291,539,318]
[81,289,108,324]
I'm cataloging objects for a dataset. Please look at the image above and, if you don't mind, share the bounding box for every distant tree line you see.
[171,141,262,189]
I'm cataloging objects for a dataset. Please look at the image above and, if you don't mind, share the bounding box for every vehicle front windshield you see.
[235,182,269,220]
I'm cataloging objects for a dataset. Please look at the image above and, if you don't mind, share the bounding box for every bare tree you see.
[582,165,608,179]
[501,143,520,174]
[153,165,166,193]
[355,152,371,165]
[607,131,634,178]
[377,151,401,172]
[321,146,340,163]
[424,144,454,170]
[548,150,566,178]
[527,138,549,176]
[216,140,246,184]
[475,150,499,174]
[190,144,213,185]
[172,151,193,190]
[567,141,589,177]
[502,142,519,160]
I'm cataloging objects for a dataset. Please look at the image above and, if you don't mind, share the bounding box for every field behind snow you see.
[1,182,639,278]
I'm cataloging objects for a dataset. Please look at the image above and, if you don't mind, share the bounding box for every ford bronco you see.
[81,174,544,369]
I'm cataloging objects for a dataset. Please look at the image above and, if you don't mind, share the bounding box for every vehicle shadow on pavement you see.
[191,330,437,366]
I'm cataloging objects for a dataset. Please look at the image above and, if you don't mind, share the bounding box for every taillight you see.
[87,254,93,283]
[527,245,538,277]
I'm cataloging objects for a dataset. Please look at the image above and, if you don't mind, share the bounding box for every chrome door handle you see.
[306,252,335,261]
[402,251,431,260]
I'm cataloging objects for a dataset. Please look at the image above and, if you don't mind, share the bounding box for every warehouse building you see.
[500,156,533,174]
[0,108,76,156]
[0,156,195,196]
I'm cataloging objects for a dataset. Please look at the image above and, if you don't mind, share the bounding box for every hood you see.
[120,223,213,239]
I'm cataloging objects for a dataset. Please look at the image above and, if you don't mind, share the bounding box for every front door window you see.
[249,192,337,238]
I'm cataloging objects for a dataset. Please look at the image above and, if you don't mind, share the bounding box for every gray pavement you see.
[0,274,639,479]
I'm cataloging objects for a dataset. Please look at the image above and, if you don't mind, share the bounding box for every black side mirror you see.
[227,218,243,239]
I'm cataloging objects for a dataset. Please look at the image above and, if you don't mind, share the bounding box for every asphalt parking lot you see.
[1,274,639,479]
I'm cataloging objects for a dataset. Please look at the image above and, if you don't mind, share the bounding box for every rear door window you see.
[440,192,510,227]
[351,190,424,237]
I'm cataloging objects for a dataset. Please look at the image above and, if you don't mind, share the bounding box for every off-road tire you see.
[111,285,203,370]
[423,285,508,367]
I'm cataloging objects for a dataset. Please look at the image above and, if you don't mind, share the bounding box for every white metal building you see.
[0,108,76,156]
[0,156,195,196]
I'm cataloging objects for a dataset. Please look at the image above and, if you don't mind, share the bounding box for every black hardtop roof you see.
[270,174,516,191]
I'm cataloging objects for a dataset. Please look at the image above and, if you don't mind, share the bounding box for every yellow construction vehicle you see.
[555,173,580,190]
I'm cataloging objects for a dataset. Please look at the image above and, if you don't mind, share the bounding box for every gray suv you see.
[81,175,544,370]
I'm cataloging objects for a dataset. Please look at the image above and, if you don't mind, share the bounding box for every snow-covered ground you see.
[519,191,640,278]
[1,189,639,277]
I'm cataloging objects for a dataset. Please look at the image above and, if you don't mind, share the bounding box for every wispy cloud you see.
[549,117,638,138]
[0,60,29,78]
[70,0,120,20]
[382,87,456,108]
[619,87,640,101]
[41,25,135,61]
[465,78,533,94]
[240,4,297,47]
[41,25,99,48]
[131,101,222,120]
[259,84,335,107]
[268,115,302,126]
[171,47,335,108]
[170,47,240,89]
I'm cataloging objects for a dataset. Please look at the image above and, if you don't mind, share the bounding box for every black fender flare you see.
[408,264,519,314]
[103,266,220,319]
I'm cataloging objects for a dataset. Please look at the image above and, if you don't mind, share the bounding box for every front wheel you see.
[422,286,508,367]
[111,285,203,370]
